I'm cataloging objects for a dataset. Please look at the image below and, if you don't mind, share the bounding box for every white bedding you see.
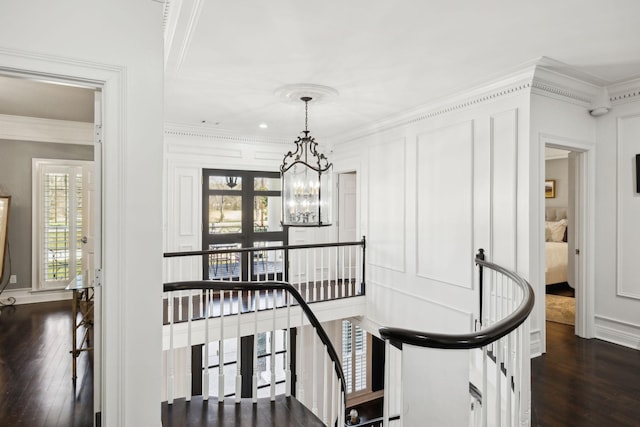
[545,241,568,285]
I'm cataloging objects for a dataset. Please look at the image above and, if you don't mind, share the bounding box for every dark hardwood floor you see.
[3,301,640,426]
[161,395,325,427]
[532,322,640,427]
[0,300,93,427]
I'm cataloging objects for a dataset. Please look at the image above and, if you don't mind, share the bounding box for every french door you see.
[32,159,94,290]
[202,169,287,281]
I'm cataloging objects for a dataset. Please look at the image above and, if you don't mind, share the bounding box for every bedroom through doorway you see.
[544,144,587,342]
[544,147,575,329]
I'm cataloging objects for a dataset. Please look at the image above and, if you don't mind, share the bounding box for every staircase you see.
[161,243,534,426]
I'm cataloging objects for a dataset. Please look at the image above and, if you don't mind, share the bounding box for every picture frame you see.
[545,180,556,198]
[0,196,10,284]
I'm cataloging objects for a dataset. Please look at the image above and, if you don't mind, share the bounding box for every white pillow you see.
[545,219,567,242]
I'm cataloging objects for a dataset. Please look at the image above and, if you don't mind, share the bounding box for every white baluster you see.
[482,345,488,427]
[312,247,317,302]
[285,290,291,398]
[333,246,338,299]
[341,246,346,297]
[348,246,353,296]
[383,339,390,427]
[330,361,336,427]
[236,289,242,403]
[218,290,225,403]
[298,310,305,402]
[252,289,259,403]
[305,249,310,302]
[203,290,210,401]
[186,290,193,402]
[322,349,328,424]
[320,246,325,301]
[270,290,276,401]
[312,333,318,415]
[167,292,174,404]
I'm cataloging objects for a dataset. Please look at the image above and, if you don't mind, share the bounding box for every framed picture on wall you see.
[545,180,556,198]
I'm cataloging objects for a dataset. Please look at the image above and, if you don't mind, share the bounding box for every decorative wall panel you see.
[368,138,406,272]
[490,109,518,269]
[416,121,473,288]
[617,115,640,299]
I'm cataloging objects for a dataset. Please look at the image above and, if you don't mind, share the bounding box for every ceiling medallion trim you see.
[274,83,339,104]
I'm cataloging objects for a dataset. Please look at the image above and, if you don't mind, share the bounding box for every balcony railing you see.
[164,237,366,303]
[379,249,534,427]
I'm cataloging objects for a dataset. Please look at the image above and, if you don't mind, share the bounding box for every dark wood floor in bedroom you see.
[531,321,640,427]
[546,282,575,297]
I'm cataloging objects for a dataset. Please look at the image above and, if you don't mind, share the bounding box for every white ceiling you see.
[2,1,640,139]
[164,0,640,140]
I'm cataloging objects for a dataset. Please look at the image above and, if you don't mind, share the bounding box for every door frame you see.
[0,48,124,425]
[540,134,596,344]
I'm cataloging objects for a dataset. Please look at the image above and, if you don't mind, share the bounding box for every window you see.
[206,330,287,398]
[342,320,369,394]
[202,169,287,281]
[33,159,93,290]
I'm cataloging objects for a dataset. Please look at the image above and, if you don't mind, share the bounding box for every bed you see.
[545,207,569,286]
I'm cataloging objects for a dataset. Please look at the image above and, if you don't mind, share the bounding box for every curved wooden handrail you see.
[163,280,347,402]
[379,258,534,350]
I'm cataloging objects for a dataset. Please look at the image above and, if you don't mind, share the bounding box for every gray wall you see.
[0,139,94,290]
[546,158,569,209]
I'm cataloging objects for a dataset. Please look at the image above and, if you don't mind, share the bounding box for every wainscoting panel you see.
[416,121,474,289]
[617,114,640,299]
[368,138,406,272]
[490,109,518,269]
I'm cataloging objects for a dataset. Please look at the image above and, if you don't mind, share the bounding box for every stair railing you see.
[379,249,534,427]
[163,280,347,427]
[164,237,366,303]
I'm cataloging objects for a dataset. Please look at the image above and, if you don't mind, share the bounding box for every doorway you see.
[0,71,103,424]
[542,138,595,344]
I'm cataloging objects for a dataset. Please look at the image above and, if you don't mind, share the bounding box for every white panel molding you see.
[616,114,640,299]
[594,315,640,350]
[489,109,518,270]
[416,121,474,289]
[368,279,474,329]
[367,137,406,273]
[0,114,93,144]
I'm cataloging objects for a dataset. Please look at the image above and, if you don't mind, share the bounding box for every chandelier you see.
[280,96,333,226]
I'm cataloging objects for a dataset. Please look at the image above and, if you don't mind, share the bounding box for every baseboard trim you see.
[594,315,640,350]
[0,287,72,305]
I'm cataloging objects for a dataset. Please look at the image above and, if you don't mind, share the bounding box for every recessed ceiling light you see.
[259,123,268,129]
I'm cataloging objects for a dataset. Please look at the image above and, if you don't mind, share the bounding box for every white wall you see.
[334,84,531,337]
[333,71,534,424]
[593,81,640,348]
[545,158,569,209]
[0,2,164,426]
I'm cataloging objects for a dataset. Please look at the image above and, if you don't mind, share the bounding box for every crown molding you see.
[336,64,538,144]
[0,114,93,144]
[164,122,291,145]
[607,77,640,105]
